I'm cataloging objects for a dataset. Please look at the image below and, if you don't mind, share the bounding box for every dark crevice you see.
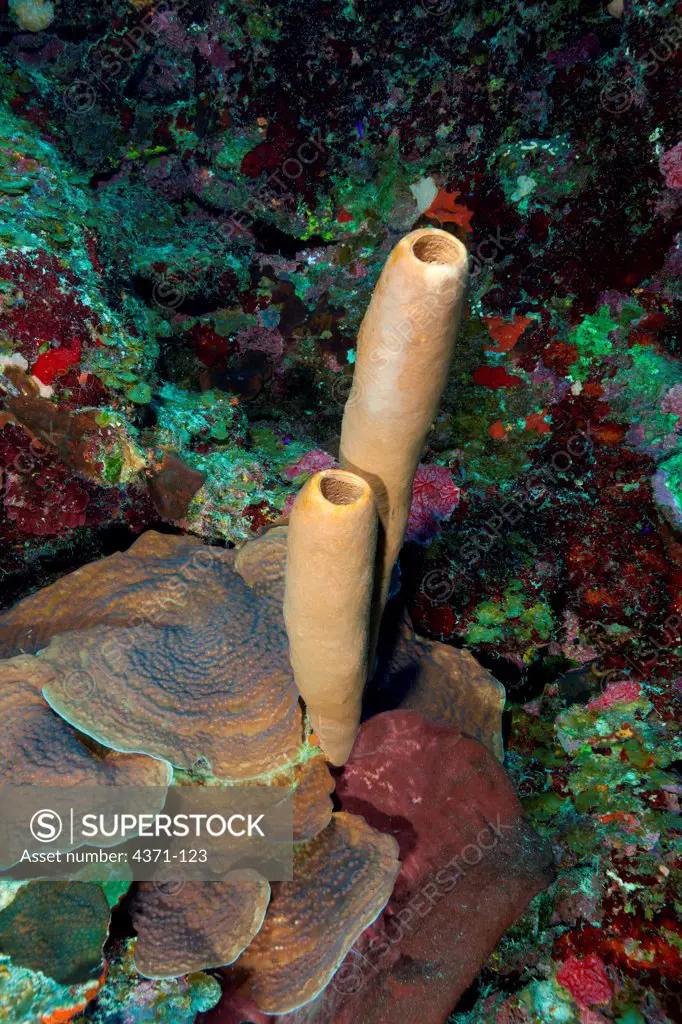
[0,25,98,45]
[0,522,180,612]
[131,273,234,316]
[249,219,335,258]
[89,166,127,189]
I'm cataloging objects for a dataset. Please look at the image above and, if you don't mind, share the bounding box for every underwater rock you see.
[0,420,125,541]
[146,451,206,520]
[1,2,681,1021]
[5,394,146,486]
[652,452,682,530]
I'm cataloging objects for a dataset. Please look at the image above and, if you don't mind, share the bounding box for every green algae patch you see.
[494,136,593,216]
[154,384,245,448]
[567,306,619,381]
[0,955,101,1024]
[127,382,153,405]
[608,343,682,455]
[466,582,555,657]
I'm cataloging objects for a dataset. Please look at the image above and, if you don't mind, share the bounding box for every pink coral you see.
[579,1011,611,1024]
[660,141,682,189]
[661,382,682,416]
[282,449,337,481]
[588,680,641,711]
[556,954,612,1008]
[665,233,682,278]
[406,463,460,542]
[236,325,284,358]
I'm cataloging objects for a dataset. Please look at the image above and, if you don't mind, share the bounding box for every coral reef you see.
[0,520,532,1019]
[84,941,221,1024]
[0,0,680,1020]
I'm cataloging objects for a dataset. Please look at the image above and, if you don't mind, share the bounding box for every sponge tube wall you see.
[283,469,378,765]
[340,228,468,663]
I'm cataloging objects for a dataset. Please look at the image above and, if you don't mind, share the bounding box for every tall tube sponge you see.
[283,469,378,766]
[340,228,468,665]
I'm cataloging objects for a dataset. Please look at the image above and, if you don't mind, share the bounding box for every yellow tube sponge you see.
[340,228,468,659]
[283,469,378,766]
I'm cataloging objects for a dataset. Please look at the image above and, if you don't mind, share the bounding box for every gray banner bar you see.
[0,786,293,881]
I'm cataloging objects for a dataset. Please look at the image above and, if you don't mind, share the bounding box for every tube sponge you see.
[283,469,378,765]
[340,227,468,660]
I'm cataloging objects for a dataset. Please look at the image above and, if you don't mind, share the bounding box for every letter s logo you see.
[30,809,63,843]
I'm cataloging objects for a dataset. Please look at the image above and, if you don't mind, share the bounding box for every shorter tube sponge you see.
[284,470,378,766]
